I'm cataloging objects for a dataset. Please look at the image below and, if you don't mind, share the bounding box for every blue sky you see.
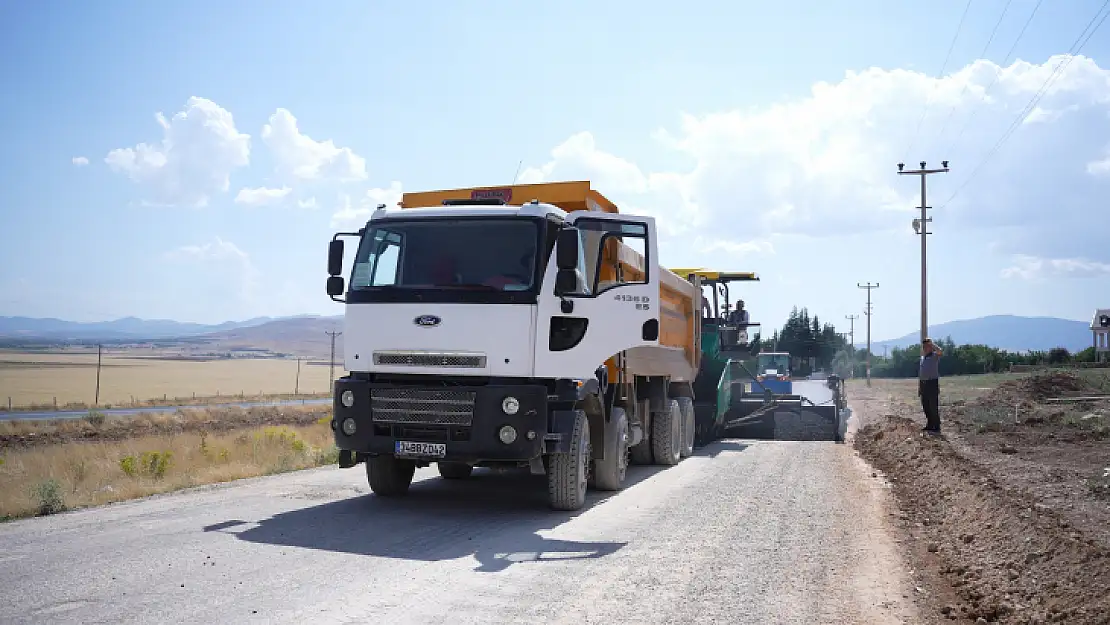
[1,0,1109,342]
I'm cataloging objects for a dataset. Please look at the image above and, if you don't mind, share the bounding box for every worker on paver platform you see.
[728,300,750,325]
[918,337,943,434]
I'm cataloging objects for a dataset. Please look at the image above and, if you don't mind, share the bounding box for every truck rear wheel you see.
[676,397,695,458]
[366,455,416,497]
[592,408,629,491]
[652,399,682,466]
[437,461,473,480]
[548,409,591,511]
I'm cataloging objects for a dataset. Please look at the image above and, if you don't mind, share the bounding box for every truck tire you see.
[652,399,682,466]
[548,409,591,511]
[592,407,629,491]
[676,397,695,458]
[629,425,654,465]
[437,461,473,480]
[366,455,416,497]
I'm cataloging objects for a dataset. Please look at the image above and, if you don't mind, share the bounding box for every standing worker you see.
[918,338,943,433]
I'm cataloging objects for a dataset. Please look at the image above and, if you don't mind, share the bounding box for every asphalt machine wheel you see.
[593,407,630,491]
[676,397,695,458]
[366,455,416,497]
[548,409,591,511]
[652,398,682,466]
[437,461,473,480]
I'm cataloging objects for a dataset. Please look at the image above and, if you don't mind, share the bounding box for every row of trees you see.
[752,306,1103,379]
[751,307,851,376]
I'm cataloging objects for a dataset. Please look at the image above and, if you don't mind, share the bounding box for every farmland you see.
[0,349,336,411]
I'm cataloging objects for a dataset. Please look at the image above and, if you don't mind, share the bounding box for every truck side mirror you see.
[327,276,345,297]
[556,228,579,271]
[328,239,344,276]
[555,269,580,295]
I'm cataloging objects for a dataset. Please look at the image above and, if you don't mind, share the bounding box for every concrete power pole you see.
[898,160,949,344]
[844,314,858,348]
[858,283,879,387]
[325,330,342,389]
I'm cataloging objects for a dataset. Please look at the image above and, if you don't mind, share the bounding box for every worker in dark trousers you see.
[918,338,943,433]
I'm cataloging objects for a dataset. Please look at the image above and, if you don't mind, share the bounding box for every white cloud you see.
[330,182,403,229]
[234,186,292,206]
[105,97,251,207]
[516,55,1110,265]
[164,237,250,263]
[261,108,367,183]
[1001,254,1110,280]
[163,237,261,302]
[72,156,88,166]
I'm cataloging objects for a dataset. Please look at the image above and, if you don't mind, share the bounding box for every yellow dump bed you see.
[400,180,619,214]
[401,180,701,381]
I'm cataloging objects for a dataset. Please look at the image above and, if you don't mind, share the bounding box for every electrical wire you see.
[938,0,1110,210]
[929,0,1015,156]
[941,0,1045,158]
[902,0,974,165]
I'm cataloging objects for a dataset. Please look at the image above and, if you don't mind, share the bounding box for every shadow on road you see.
[695,440,751,458]
[202,463,677,572]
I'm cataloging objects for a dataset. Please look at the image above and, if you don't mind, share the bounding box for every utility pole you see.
[844,314,858,348]
[294,357,302,396]
[325,330,342,389]
[898,160,949,344]
[858,283,879,386]
[94,344,102,406]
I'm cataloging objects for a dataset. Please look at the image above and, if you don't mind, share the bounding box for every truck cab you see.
[325,181,701,511]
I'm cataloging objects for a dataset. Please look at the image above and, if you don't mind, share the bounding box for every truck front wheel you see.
[548,409,591,511]
[366,455,416,497]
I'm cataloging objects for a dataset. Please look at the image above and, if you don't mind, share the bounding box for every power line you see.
[326,330,342,388]
[858,283,879,387]
[930,0,1015,154]
[938,0,1110,210]
[941,0,1044,158]
[903,0,974,164]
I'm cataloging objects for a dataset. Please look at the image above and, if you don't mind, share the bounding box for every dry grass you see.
[0,350,335,410]
[0,422,339,520]
[0,404,332,449]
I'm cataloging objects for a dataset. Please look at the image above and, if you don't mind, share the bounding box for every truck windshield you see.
[758,354,790,373]
[349,218,541,297]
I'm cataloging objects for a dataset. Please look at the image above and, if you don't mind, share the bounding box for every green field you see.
[0,350,337,410]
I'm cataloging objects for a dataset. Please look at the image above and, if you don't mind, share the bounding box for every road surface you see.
[0,403,918,624]
[0,398,331,422]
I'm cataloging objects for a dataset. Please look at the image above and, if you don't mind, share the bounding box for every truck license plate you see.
[395,440,446,458]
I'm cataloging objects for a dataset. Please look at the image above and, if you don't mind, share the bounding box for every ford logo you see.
[414,315,441,328]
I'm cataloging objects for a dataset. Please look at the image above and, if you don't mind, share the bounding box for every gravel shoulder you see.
[851,374,1110,624]
[0,411,918,624]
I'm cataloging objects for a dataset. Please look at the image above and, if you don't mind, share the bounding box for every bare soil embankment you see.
[851,371,1110,624]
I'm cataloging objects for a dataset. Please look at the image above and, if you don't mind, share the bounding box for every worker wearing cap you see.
[918,338,943,433]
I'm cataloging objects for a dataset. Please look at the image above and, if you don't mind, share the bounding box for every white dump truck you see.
[325,180,703,510]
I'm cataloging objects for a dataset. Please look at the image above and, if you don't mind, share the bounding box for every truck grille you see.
[370,388,476,426]
[373,351,486,368]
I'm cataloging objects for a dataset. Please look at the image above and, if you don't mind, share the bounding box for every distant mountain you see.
[857,315,1095,354]
[198,316,343,359]
[0,315,279,340]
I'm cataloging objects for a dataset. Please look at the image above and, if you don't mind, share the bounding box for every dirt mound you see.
[980,371,1085,405]
[857,417,1110,623]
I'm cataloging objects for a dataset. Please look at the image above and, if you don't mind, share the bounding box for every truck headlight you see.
[502,396,520,415]
[498,425,518,444]
[341,390,354,408]
[341,417,357,436]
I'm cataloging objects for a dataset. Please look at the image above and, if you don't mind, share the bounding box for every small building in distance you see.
[1092,308,1110,363]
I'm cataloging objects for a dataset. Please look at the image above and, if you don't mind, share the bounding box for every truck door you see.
[534,214,661,381]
